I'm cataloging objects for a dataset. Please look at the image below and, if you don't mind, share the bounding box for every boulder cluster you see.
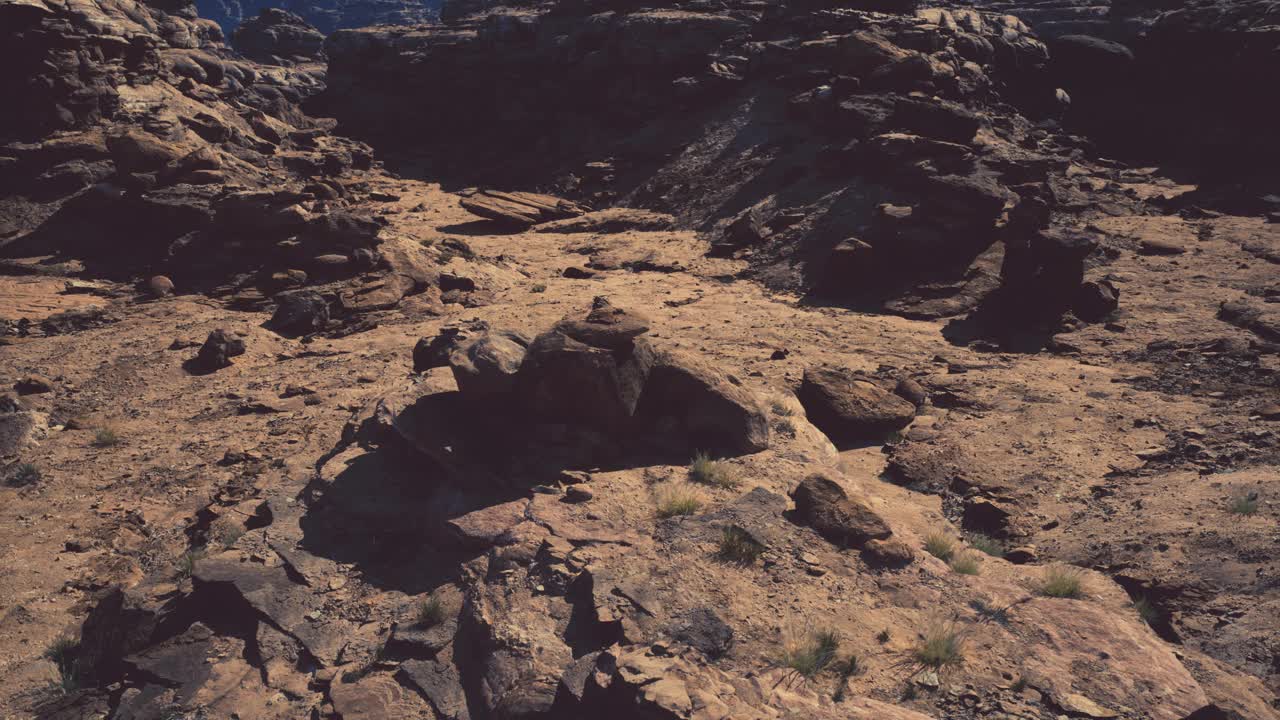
[0,0,449,332]
[321,0,1128,331]
[408,297,770,466]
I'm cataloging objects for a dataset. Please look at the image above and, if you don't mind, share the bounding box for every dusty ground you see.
[2,171,1279,718]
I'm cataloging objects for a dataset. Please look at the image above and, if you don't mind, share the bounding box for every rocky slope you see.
[198,0,438,37]
[2,0,1279,719]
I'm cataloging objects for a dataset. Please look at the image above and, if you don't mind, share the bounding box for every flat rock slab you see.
[459,189,587,227]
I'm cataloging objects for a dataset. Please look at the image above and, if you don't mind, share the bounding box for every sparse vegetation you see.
[418,594,447,627]
[924,532,956,562]
[689,452,738,488]
[530,283,547,293]
[654,483,704,518]
[44,635,80,695]
[1040,565,1085,599]
[831,654,860,702]
[716,526,764,565]
[1227,493,1259,516]
[774,417,796,435]
[175,549,205,580]
[876,629,891,644]
[6,462,41,487]
[770,400,793,416]
[1011,676,1028,692]
[912,619,964,670]
[777,627,839,680]
[93,426,120,447]
[950,551,982,576]
[967,532,1004,558]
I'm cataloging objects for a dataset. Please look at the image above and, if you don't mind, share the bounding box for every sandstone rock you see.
[414,328,466,372]
[190,329,245,373]
[1075,280,1120,321]
[398,654,470,720]
[446,499,528,549]
[233,9,325,64]
[790,474,893,547]
[861,537,915,568]
[552,296,650,350]
[534,208,674,234]
[147,275,175,298]
[893,377,927,407]
[635,349,770,455]
[0,411,38,456]
[267,291,329,337]
[516,330,655,434]
[13,375,53,394]
[671,606,734,658]
[797,367,916,442]
[448,331,528,397]
[892,96,980,144]
[459,189,587,228]
[330,675,412,720]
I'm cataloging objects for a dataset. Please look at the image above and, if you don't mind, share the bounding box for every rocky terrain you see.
[2,0,1279,719]
[198,0,437,38]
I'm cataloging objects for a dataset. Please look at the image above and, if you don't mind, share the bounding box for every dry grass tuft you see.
[654,483,705,518]
[689,452,739,488]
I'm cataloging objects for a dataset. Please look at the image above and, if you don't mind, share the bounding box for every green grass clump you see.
[44,635,80,695]
[689,452,739,488]
[949,551,982,576]
[770,400,794,416]
[6,462,41,487]
[92,427,120,447]
[924,532,956,562]
[1227,493,1259,516]
[967,532,1005,558]
[175,549,205,580]
[654,484,704,519]
[778,627,840,680]
[716,526,764,565]
[913,620,964,669]
[1040,565,1085,599]
[418,594,447,627]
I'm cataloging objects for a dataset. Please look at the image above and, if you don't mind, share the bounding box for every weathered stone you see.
[449,331,528,397]
[190,329,245,373]
[798,367,916,442]
[552,297,650,350]
[635,348,770,455]
[267,291,329,337]
[790,474,893,547]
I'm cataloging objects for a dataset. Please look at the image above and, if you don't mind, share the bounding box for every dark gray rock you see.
[797,366,916,442]
[790,473,893,548]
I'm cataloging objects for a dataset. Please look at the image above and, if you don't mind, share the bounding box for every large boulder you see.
[797,367,916,442]
[635,349,769,455]
[789,474,893,547]
[515,330,655,433]
[189,329,245,373]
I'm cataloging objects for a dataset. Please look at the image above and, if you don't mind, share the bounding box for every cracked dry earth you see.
[3,169,1280,719]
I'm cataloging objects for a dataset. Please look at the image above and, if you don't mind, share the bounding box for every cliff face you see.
[196,0,439,37]
[322,1,1075,325]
